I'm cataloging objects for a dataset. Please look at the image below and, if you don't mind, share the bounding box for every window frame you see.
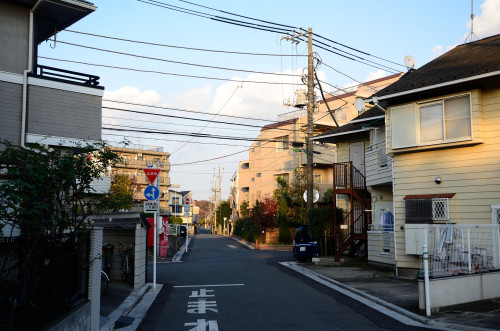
[390,93,472,149]
[276,135,289,152]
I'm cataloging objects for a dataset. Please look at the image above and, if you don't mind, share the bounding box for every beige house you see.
[108,143,171,215]
[365,34,500,278]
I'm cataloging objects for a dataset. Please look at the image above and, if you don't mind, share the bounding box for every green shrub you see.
[278,197,291,244]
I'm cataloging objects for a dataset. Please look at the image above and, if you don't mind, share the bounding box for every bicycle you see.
[119,243,135,286]
[101,270,109,295]
[101,244,113,295]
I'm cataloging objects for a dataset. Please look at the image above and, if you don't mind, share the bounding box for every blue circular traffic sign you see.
[144,185,159,200]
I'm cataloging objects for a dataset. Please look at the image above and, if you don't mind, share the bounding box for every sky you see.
[38,0,500,201]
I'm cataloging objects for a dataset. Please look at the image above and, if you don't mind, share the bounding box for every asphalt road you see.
[138,230,436,331]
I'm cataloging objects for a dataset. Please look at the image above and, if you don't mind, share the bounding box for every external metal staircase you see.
[332,162,371,261]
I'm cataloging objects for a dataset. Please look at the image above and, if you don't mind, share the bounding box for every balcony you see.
[31,65,102,89]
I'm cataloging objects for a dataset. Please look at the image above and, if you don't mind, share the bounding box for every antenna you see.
[354,98,365,112]
[465,0,478,43]
[404,55,416,71]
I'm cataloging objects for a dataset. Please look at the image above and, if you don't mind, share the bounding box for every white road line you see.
[174,284,245,288]
[227,244,237,249]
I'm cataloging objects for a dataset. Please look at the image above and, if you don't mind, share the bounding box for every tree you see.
[215,200,232,227]
[278,196,291,243]
[102,174,137,212]
[239,200,250,218]
[320,188,334,205]
[169,216,183,225]
[258,194,278,228]
[272,168,316,226]
[0,140,119,236]
[250,199,261,241]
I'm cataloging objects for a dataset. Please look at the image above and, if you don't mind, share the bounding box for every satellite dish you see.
[354,98,365,112]
[404,55,416,70]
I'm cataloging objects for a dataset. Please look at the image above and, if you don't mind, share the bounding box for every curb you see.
[228,236,255,250]
[281,262,496,331]
[100,283,151,331]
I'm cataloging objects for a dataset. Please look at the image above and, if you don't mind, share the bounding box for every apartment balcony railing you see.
[107,141,164,152]
[116,159,169,168]
[32,65,101,88]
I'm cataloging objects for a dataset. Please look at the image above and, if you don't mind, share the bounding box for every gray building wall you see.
[0,80,23,145]
[0,2,29,74]
[27,85,102,141]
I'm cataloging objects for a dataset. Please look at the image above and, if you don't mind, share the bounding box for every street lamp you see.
[223,217,227,236]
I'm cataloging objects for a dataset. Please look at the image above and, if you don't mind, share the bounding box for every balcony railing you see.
[33,65,101,88]
[107,141,164,152]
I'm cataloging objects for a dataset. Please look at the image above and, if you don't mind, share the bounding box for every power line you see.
[170,83,242,155]
[39,56,305,86]
[102,106,299,132]
[102,125,286,143]
[103,99,275,122]
[313,32,406,69]
[53,39,303,77]
[140,0,402,74]
[102,115,262,133]
[66,29,305,57]
[169,149,250,166]
[177,0,299,30]
[103,132,259,147]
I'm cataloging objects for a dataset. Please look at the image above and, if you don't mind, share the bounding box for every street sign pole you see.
[145,166,161,294]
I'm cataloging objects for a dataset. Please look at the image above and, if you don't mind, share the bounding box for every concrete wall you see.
[0,2,29,74]
[134,224,147,289]
[418,271,500,312]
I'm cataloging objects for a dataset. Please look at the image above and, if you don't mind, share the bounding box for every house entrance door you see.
[349,141,365,175]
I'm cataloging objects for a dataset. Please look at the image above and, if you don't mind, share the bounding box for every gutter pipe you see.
[21,0,44,146]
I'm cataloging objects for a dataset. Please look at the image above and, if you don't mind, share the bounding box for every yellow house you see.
[366,34,500,278]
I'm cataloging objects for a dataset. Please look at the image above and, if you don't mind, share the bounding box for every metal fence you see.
[0,233,89,330]
[420,224,500,278]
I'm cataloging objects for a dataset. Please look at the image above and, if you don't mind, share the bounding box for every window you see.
[276,136,289,152]
[257,173,261,177]
[172,197,180,204]
[391,94,471,149]
[275,173,289,187]
[379,149,388,167]
[405,197,450,223]
[313,174,322,184]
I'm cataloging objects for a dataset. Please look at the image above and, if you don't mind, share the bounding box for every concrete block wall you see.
[134,224,147,289]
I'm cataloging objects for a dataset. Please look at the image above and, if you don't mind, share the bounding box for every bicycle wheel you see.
[127,259,134,286]
[121,258,128,282]
[101,270,109,295]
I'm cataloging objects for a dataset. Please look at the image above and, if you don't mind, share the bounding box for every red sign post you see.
[143,168,160,184]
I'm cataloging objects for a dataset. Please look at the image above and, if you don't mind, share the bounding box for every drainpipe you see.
[21,0,44,146]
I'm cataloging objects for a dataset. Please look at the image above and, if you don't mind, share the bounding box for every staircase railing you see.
[332,162,370,260]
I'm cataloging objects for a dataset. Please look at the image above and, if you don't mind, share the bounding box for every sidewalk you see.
[281,259,500,331]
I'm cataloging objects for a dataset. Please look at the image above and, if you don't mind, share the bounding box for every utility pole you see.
[282,27,315,221]
[306,27,314,217]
